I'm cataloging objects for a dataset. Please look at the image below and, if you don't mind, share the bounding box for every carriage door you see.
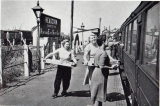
[135,14,142,105]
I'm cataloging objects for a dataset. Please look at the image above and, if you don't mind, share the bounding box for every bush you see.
[2,46,24,83]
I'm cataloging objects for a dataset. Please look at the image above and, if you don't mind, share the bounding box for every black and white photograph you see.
[0,0,159,106]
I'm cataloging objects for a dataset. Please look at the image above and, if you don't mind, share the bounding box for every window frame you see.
[125,26,129,51]
[140,3,159,82]
[130,19,138,59]
[127,23,133,54]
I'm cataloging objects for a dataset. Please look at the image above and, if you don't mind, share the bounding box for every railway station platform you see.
[104,68,127,106]
[0,54,127,106]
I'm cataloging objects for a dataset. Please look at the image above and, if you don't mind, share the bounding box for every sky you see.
[1,0,141,41]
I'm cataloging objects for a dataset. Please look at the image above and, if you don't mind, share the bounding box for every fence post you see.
[52,42,56,60]
[40,45,45,71]
[76,41,78,54]
[0,33,3,88]
[24,45,29,77]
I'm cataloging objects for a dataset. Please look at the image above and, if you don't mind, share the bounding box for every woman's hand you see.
[115,60,120,65]
[43,58,47,62]
[71,62,77,67]
[110,64,118,70]
[110,60,120,65]
[83,61,88,65]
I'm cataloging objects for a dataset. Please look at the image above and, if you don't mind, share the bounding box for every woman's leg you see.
[62,66,71,95]
[83,67,90,85]
[54,65,63,95]
[88,66,95,84]
[99,101,102,106]
[88,66,95,95]
[94,101,102,106]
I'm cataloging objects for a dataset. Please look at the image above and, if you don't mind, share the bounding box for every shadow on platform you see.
[106,92,125,102]
[67,90,90,97]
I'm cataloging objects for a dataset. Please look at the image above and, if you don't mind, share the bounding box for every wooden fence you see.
[0,45,45,89]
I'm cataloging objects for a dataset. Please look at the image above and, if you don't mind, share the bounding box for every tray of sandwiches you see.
[43,59,76,67]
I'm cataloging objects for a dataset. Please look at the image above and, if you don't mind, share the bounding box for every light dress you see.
[90,48,110,103]
[83,43,99,85]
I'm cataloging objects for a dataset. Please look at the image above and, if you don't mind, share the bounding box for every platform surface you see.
[0,54,127,106]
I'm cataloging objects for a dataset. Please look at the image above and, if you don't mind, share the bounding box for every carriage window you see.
[119,33,122,41]
[143,3,159,79]
[127,23,132,53]
[125,26,128,50]
[131,19,137,57]
[122,30,125,44]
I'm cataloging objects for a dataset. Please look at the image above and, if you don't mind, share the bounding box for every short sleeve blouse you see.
[84,43,99,65]
[94,49,110,67]
[54,47,72,62]
[84,43,99,57]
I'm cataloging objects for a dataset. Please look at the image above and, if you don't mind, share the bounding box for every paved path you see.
[0,54,126,106]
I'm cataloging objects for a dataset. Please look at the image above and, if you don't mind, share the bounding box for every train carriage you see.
[114,1,159,106]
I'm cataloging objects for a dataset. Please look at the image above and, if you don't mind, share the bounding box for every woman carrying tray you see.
[83,35,99,87]
[44,39,77,98]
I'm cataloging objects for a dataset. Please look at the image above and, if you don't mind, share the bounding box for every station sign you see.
[40,13,61,37]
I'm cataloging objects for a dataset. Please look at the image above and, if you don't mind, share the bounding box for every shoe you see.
[61,92,67,97]
[106,97,113,102]
[52,94,57,98]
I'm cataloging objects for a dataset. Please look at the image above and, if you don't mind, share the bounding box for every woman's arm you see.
[113,41,120,45]
[106,50,119,63]
[83,44,90,65]
[99,65,112,69]
[71,50,77,64]
[44,49,59,59]
[99,65,117,69]
[83,50,89,65]
[99,52,117,69]
[44,52,54,59]
[109,55,119,62]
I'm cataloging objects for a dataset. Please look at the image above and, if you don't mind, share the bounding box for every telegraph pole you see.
[0,31,3,88]
[109,25,110,36]
[99,18,101,36]
[70,0,74,49]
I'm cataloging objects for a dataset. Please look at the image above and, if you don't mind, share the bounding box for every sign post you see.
[70,1,74,49]
[0,31,3,88]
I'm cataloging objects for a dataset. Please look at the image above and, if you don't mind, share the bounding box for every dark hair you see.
[96,38,103,46]
[97,38,109,50]
[103,44,109,50]
[101,34,106,43]
[62,39,69,46]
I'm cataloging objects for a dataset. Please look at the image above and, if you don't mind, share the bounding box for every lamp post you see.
[32,1,44,74]
[150,26,157,46]
[81,23,85,51]
[150,26,157,55]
